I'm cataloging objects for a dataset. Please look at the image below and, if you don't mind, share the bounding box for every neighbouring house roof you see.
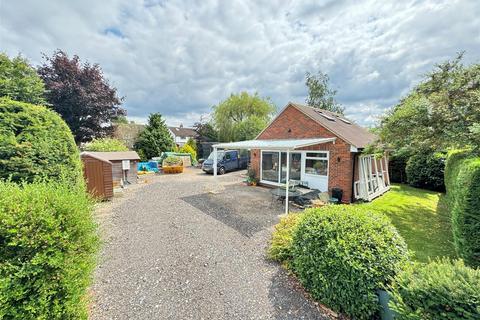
[260,102,377,149]
[81,151,140,161]
[168,126,197,138]
[213,137,336,151]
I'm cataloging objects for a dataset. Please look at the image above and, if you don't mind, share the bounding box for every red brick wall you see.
[251,105,355,203]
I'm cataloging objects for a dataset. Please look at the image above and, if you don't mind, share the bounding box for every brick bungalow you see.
[213,102,390,204]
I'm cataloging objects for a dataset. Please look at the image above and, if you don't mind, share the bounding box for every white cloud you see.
[1,0,479,127]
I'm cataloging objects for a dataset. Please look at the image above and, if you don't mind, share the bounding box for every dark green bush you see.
[389,153,408,183]
[389,259,480,319]
[292,205,408,319]
[405,151,446,191]
[445,150,480,267]
[0,98,82,185]
[0,181,98,319]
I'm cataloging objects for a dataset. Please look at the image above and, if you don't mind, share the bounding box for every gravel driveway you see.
[90,169,329,320]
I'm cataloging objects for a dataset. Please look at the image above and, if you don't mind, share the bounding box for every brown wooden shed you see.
[80,151,141,199]
[81,152,114,199]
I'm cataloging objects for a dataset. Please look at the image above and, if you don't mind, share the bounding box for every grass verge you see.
[358,184,454,262]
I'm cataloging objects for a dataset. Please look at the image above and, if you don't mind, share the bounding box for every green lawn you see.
[358,184,455,262]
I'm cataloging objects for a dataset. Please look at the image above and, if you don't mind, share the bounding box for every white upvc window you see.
[304,151,329,176]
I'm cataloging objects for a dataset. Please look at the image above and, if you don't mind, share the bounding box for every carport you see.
[212,138,336,214]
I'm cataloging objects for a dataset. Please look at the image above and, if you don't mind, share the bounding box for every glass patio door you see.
[261,151,301,184]
[261,151,280,183]
[280,152,301,183]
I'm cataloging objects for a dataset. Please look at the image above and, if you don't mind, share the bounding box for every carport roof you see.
[212,137,336,151]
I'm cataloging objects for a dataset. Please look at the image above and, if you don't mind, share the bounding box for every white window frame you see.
[260,150,282,186]
[260,150,323,185]
[303,150,329,178]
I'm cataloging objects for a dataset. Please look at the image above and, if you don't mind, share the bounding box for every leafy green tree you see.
[379,53,480,152]
[83,137,129,152]
[113,115,129,124]
[0,53,45,104]
[38,50,125,144]
[213,92,276,142]
[194,118,218,142]
[134,113,174,160]
[305,71,344,114]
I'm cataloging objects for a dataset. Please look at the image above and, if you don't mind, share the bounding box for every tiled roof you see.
[168,126,197,138]
[288,102,377,148]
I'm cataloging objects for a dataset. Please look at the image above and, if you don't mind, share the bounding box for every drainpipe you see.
[351,151,357,203]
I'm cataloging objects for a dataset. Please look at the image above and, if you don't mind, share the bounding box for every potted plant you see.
[245,168,258,186]
[162,156,184,174]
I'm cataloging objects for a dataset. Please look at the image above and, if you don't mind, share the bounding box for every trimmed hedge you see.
[292,206,408,319]
[406,151,446,191]
[0,181,98,319]
[389,259,480,319]
[445,150,480,267]
[268,213,304,263]
[0,98,82,185]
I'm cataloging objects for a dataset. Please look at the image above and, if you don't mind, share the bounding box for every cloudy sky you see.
[1,0,479,127]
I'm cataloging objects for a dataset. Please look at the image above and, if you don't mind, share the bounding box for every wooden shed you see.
[81,151,141,199]
[81,153,114,199]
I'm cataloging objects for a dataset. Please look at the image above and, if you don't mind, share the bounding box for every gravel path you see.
[90,169,329,320]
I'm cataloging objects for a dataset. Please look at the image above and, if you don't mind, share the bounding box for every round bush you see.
[389,259,480,319]
[292,205,409,319]
[406,151,446,191]
[0,181,98,319]
[0,98,82,185]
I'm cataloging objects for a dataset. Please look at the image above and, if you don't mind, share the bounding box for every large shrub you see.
[268,213,304,263]
[292,206,408,319]
[389,259,480,319]
[0,181,98,319]
[389,153,408,183]
[179,144,197,163]
[0,98,82,185]
[83,137,129,152]
[445,150,480,267]
[405,151,446,191]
